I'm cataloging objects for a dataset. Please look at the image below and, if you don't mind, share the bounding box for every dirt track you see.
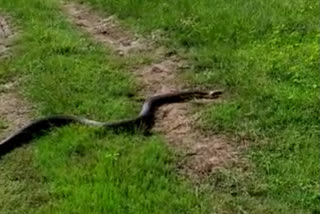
[0,15,32,142]
[64,3,239,177]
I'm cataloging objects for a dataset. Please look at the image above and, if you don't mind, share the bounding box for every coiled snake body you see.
[0,90,222,156]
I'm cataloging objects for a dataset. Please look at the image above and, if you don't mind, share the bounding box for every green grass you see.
[75,0,319,212]
[0,146,50,214]
[32,127,209,214]
[0,0,319,213]
[0,120,8,130]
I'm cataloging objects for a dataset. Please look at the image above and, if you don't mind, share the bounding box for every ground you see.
[0,0,319,213]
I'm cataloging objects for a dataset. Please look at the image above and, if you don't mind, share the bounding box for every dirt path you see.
[0,14,14,59]
[0,15,32,142]
[63,2,239,177]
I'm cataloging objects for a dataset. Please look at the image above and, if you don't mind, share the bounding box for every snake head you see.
[207,90,223,99]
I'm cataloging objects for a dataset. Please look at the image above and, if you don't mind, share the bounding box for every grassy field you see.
[82,0,319,212]
[0,0,319,213]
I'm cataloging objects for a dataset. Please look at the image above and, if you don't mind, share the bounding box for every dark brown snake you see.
[0,90,222,156]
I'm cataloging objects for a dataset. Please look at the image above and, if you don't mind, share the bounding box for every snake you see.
[0,90,222,156]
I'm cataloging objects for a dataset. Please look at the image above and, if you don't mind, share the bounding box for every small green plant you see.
[0,120,8,130]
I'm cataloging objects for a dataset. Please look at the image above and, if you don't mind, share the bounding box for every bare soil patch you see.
[63,3,149,56]
[0,14,15,59]
[0,15,32,142]
[63,2,240,177]
[0,81,33,142]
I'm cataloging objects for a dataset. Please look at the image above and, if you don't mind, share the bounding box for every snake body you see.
[0,90,222,156]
